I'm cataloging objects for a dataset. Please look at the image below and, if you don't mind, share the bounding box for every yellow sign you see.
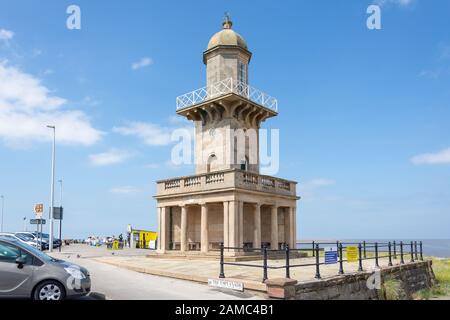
[346,246,358,262]
[139,231,158,249]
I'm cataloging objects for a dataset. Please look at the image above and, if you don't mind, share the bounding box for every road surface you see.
[61,256,259,300]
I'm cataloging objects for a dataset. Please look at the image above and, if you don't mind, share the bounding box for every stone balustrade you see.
[156,169,296,197]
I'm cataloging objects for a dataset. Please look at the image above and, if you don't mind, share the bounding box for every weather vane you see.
[223,12,232,29]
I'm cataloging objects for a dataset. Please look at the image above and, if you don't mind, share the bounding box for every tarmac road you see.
[62,256,260,300]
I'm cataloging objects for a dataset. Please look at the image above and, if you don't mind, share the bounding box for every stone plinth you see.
[265,278,298,299]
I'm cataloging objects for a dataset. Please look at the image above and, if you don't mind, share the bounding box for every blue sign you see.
[324,246,338,264]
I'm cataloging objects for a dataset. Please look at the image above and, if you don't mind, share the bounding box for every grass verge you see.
[413,258,450,300]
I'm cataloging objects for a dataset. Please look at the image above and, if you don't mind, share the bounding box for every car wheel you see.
[33,281,66,301]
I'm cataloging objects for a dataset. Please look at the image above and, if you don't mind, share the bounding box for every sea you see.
[297,239,450,258]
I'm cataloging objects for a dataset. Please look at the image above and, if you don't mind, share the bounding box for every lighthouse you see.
[155,16,298,257]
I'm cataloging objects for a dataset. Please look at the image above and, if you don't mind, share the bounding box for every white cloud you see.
[113,122,172,146]
[411,147,450,165]
[0,29,14,41]
[89,149,133,166]
[299,178,336,201]
[131,57,153,70]
[375,0,414,7]
[419,69,442,79]
[144,163,160,169]
[110,186,142,194]
[302,179,336,189]
[0,61,103,147]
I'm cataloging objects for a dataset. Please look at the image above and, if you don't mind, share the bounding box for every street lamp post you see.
[58,179,63,252]
[47,125,56,252]
[1,195,4,232]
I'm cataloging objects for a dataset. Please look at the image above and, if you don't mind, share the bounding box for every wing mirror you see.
[15,256,26,269]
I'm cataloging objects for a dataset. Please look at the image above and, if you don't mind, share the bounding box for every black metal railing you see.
[218,240,424,283]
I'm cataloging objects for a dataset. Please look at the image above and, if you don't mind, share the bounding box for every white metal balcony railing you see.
[176,78,278,112]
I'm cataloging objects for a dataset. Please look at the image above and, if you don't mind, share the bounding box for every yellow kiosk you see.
[128,225,158,249]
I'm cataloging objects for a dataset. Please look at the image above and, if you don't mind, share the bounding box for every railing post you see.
[410,241,415,263]
[312,241,315,257]
[388,242,393,267]
[315,244,321,279]
[285,244,290,279]
[358,243,363,272]
[219,242,225,278]
[262,245,268,283]
[400,241,404,264]
[414,241,418,260]
[393,240,397,259]
[338,243,344,275]
[363,240,367,259]
[375,242,379,268]
[420,241,423,261]
[336,240,340,258]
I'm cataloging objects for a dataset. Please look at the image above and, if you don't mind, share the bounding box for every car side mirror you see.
[15,256,26,269]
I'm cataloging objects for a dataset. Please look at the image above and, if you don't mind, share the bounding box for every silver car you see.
[0,232,43,250]
[0,237,91,300]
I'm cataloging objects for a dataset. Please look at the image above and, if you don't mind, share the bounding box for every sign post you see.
[53,207,63,252]
[30,218,46,250]
[34,204,44,250]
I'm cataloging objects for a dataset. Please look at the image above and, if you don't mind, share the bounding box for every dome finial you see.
[223,12,232,29]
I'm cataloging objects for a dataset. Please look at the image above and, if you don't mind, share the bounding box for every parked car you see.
[0,233,45,250]
[31,232,61,249]
[0,237,91,300]
[15,232,49,250]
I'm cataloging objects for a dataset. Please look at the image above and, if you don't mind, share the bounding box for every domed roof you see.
[206,17,248,51]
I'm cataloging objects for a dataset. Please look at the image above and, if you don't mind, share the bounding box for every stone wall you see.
[293,261,435,300]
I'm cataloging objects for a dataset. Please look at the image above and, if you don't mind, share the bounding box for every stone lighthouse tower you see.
[155,16,298,257]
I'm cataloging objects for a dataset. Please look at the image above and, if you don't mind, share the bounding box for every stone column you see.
[201,204,209,253]
[239,201,244,248]
[271,205,279,250]
[253,204,261,249]
[156,207,161,251]
[289,207,296,248]
[228,201,238,248]
[223,201,229,249]
[158,207,168,253]
[180,206,187,252]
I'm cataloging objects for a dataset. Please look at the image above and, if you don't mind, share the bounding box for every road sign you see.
[34,203,44,218]
[208,279,244,292]
[347,246,358,262]
[52,207,63,220]
[30,219,46,225]
[324,246,338,264]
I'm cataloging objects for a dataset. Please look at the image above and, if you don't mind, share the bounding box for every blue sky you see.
[0,0,449,239]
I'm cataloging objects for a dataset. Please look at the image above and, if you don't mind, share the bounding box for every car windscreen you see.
[13,240,56,262]
[33,233,49,239]
[15,233,34,241]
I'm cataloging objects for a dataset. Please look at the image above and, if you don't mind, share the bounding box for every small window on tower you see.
[240,157,249,171]
[238,61,247,85]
